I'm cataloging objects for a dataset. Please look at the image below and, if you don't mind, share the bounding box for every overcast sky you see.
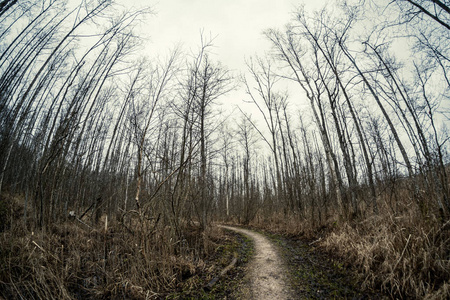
[111,0,326,126]
[148,0,292,70]
[122,0,322,70]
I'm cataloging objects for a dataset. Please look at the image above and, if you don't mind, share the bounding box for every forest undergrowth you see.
[0,193,249,300]
[248,187,450,299]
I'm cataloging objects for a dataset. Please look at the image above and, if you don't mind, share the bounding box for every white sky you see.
[148,0,293,70]
[111,0,322,131]
[116,0,323,124]
[124,0,321,71]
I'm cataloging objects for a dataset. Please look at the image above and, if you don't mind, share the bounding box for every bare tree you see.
[241,56,286,213]
[265,28,346,215]
[393,0,450,31]
[180,37,233,229]
[0,0,17,18]
[237,115,259,224]
[130,50,180,215]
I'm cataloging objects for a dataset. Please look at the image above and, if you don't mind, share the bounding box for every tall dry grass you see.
[250,187,450,299]
[322,213,449,298]
[0,198,224,299]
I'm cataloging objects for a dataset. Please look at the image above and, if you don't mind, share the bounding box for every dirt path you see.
[219,225,294,300]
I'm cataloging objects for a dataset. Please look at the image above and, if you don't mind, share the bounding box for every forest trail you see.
[219,225,294,300]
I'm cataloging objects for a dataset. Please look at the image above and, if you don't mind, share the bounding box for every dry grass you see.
[322,212,449,299]
[249,195,450,299]
[0,202,227,299]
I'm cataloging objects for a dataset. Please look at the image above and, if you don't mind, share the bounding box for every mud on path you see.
[219,225,294,300]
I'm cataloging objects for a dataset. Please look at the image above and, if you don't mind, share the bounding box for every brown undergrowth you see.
[0,195,240,299]
[249,201,450,299]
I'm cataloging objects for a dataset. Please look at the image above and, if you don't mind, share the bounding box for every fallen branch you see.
[32,240,61,262]
[76,217,92,229]
[309,237,322,246]
[79,201,96,220]
[204,252,238,290]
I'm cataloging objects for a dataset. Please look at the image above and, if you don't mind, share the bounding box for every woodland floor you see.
[0,220,390,299]
[214,225,387,300]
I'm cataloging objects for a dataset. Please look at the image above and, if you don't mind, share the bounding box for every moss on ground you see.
[264,232,386,299]
[166,229,254,299]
